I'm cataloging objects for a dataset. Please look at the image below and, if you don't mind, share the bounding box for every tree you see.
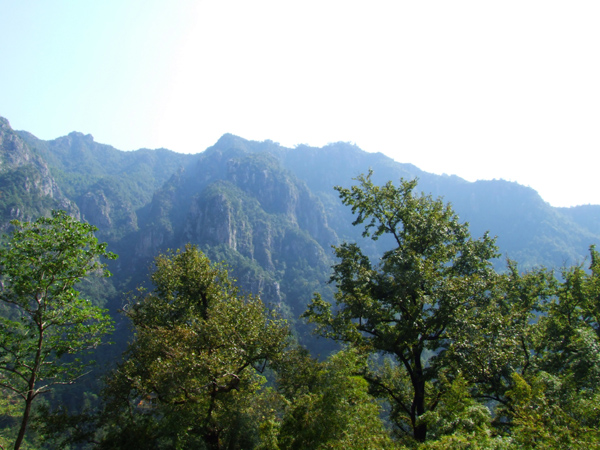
[445,261,555,413]
[100,244,288,449]
[0,210,116,450]
[505,372,600,449]
[536,246,600,382]
[443,246,600,445]
[273,347,395,449]
[416,374,511,450]
[304,173,499,443]
[503,245,600,446]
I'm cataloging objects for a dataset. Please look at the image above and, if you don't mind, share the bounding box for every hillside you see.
[1,115,599,349]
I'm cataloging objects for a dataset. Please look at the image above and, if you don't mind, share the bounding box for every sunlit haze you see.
[1,1,598,207]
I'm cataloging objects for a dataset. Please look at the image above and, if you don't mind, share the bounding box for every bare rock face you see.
[0,118,52,192]
[80,190,112,229]
[0,117,78,225]
[223,153,337,247]
[226,156,299,217]
[0,117,32,169]
[185,190,239,250]
[135,228,169,259]
[125,146,338,308]
[252,219,275,270]
[183,184,274,270]
[181,153,337,268]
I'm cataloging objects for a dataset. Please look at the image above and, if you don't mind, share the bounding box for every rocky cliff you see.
[0,117,76,225]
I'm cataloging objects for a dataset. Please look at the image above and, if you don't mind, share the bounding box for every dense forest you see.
[1,116,600,448]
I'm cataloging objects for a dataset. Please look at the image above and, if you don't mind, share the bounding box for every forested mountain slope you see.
[1,116,599,331]
[4,115,600,448]
[16,128,192,241]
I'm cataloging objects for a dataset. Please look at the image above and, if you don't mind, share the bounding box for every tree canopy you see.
[99,244,289,449]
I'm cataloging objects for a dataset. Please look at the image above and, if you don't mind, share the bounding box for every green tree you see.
[448,247,600,445]
[100,244,288,449]
[536,246,600,384]
[417,374,511,450]
[0,210,116,450]
[445,261,555,411]
[274,347,396,449]
[304,173,499,443]
[500,245,600,446]
[505,372,600,449]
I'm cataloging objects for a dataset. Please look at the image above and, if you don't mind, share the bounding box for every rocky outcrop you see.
[80,190,112,228]
[0,117,33,169]
[226,155,299,217]
[124,147,338,306]
[0,117,77,225]
[185,189,240,251]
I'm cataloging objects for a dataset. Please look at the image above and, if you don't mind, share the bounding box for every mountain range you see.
[1,115,599,348]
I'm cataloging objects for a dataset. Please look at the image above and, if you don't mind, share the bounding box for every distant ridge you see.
[1,114,599,352]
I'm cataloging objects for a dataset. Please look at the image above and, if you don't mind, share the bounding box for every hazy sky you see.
[1,1,598,207]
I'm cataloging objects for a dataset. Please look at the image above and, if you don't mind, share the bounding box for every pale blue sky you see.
[1,1,599,207]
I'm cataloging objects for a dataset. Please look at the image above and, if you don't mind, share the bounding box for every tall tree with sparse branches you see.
[0,210,116,450]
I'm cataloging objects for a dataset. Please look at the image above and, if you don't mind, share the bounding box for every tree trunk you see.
[204,428,221,450]
[412,348,427,443]
[413,419,427,443]
[412,379,427,442]
[203,386,220,450]
[13,379,35,450]
[14,321,44,450]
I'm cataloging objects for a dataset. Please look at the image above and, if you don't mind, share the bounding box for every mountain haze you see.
[1,115,599,347]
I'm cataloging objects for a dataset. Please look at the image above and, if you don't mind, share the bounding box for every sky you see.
[1,1,599,207]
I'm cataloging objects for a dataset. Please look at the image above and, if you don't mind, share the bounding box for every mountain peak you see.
[67,131,94,142]
[214,133,248,149]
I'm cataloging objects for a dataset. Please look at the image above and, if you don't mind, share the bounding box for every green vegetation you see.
[2,116,600,448]
[273,347,395,449]
[1,171,600,447]
[0,166,58,223]
[0,211,116,449]
[303,173,600,447]
[60,245,289,449]
[305,172,499,442]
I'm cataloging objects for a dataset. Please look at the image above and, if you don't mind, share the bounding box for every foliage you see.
[97,244,289,449]
[0,210,116,449]
[415,375,513,450]
[20,129,191,203]
[441,247,600,446]
[505,372,600,449]
[536,246,600,380]
[416,373,505,449]
[274,347,396,450]
[303,172,600,446]
[498,246,600,447]
[304,172,499,442]
[4,124,600,446]
[445,261,555,409]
